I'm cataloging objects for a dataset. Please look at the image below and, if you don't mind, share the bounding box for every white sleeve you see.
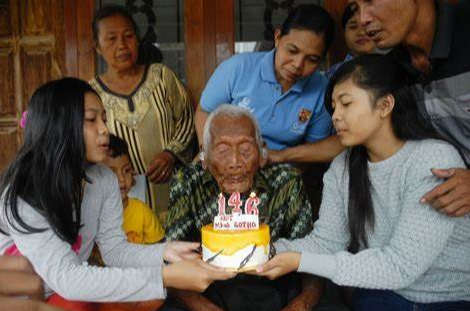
[94,171,166,269]
[2,199,166,302]
[302,143,465,290]
[275,154,350,261]
[330,147,465,289]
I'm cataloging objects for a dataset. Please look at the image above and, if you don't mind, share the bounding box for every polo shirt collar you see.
[261,49,278,83]
[429,0,454,60]
[260,49,311,93]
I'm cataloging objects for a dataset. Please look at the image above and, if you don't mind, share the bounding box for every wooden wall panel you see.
[0,129,19,172]
[0,0,68,172]
[0,2,12,37]
[0,47,15,117]
[76,0,96,81]
[64,0,78,77]
[215,0,234,67]
[185,0,205,107]
[185,0,234,107]
[20,47,57,110]
[324,0,349,66]
[20,0,48,36]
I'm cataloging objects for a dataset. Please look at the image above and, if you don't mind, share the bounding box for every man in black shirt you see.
[349,0,470,217]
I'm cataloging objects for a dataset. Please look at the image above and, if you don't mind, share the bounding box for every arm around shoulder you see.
[269,135,345,164]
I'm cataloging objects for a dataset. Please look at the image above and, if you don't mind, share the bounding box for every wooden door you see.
[0,0,66,171]
[0,0,95,171]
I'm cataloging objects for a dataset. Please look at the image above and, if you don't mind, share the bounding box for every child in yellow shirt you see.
[92,136,166,311]
[104,134,165,244]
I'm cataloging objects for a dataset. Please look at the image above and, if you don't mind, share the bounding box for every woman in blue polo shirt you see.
[195,4,344,162]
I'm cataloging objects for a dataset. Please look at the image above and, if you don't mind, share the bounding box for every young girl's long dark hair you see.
[325,54,439,253]
[0,78,97,245]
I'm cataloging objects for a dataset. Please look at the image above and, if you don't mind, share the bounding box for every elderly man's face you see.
[206,115,264,194]
[348,0,418,49]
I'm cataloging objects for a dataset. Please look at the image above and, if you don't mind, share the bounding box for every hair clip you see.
[20,111,28,129]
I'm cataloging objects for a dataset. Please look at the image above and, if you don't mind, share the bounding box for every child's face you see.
[84,93,109,163]
[331,78,387,148]
[344,16,375,56]
[103,155,134,202]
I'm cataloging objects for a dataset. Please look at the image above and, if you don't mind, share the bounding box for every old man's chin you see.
[222,182,252,194]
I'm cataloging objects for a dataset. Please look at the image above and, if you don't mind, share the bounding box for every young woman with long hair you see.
[254,55,470,310]
[0,78,233,311]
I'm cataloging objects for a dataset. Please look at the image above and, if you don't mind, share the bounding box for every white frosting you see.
[202,243,269,270]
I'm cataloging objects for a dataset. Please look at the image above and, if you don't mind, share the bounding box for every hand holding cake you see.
[162,259,236,292]
[254,252,302,280]
[163,241,202,262]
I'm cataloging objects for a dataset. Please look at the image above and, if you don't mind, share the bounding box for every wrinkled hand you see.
[254,252,301,280]
[163,259,236,292]
[146,151,175,183]
[163,242,201,263]
[421,168,470,217]
[267,149,285,164]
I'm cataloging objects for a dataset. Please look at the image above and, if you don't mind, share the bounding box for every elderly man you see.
[348,0,470,217]
[164,104,322,311]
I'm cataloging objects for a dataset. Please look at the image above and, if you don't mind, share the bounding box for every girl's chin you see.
[85,154,107,164]
[338,138,355,148]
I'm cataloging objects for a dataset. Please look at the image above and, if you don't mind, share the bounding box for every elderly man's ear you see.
[260,145,268,168]
[200,150,208,169]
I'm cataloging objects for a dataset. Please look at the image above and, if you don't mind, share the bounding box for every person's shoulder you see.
[407,139,465,168]
[230,51,266,62]
[221,51,267,70]
[128,197,146,208]
[88,77,104,94]
[261,164,301,185]
[173,163,206,186]
[330,149,349,171]
[303,71,329,97]
[147,63,166,78]
[88,77,98,87]
[127,198,153,213]
[309,70,329,86]
[148,63,183,83]
[86,164,117,188]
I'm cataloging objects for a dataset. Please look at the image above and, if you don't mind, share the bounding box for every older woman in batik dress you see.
[89,5,195,214]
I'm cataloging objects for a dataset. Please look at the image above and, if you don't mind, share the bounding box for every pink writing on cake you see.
[214,192,260,231]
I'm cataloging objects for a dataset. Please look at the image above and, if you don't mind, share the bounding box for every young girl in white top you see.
[255,55,470,310]
[0,78,234,310]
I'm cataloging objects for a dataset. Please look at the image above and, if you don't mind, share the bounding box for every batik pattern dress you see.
[90,63,195,215]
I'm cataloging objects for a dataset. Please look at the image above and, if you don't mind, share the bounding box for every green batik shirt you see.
[166,163,314,242]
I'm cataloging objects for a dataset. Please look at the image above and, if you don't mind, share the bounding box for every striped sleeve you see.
[162,66,195,157]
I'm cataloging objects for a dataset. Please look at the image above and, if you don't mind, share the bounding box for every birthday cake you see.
[201,192,271,271]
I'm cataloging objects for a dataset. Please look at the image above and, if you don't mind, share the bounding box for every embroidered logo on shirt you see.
[236,97,255,114]
[298,109,312,123]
